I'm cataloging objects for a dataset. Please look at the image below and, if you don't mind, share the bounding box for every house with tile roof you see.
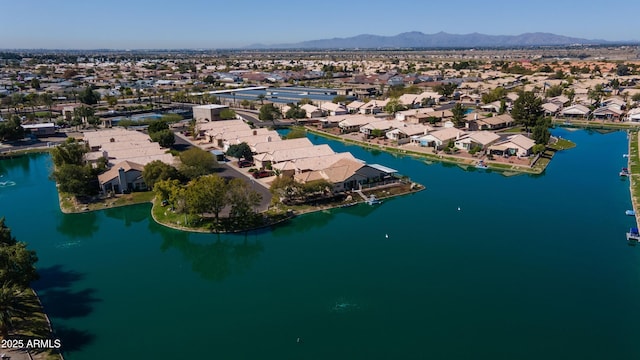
[98,160,146,194]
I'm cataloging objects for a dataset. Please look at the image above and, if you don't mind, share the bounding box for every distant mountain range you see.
[246,31,614,49]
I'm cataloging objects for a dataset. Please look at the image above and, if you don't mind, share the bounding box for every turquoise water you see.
[1,128,640,359]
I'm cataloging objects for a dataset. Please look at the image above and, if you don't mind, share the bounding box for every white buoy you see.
[385,234,389,239]
[297,337,301,343]
[457,207,461,211]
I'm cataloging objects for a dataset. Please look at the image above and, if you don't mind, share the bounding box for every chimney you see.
[474,113,478,120]
[253,130,257,136]
[102,150,108,159]
[266,136,271,142]
[456,131,461,140]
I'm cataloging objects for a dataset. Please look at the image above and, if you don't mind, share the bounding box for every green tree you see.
[150,129,175,148]
[226,142,253,160]
[616,64,630,76]
[219,109,237,120]
[588,84,605,107]
[0,115,25,141]
[142,160,180,189]
[105,95,118,107]
[511,91,544,132]
[632,93,640,102]
[0,283,30,337]
[50,137,87,166]
[179,147,218,179]
[451,103,466,127]
[532,143,546,154]
[0,218,38,288]
[532,124,551,145]
[434,82,458,98]
[51,164,97,196]
[564,88,576,103]
[384,97,405,114]
[78,85,101,105]
[30,78,41,90]
[259,103,281,122]
[285,104,306,119]
[481,87,506,104]
[153,179,185,211]
[185,175,228,224]
[227,178,262,228]
[545,84,564,98]
[148,119,169,134]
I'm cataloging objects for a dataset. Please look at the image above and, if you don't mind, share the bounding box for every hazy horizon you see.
[2,0,639,50]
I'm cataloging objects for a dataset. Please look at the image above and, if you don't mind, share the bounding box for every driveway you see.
[173,131,273,212]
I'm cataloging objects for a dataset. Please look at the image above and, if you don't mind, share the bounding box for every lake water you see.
[1,128,639,359]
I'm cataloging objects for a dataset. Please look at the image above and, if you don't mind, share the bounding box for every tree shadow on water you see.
[158,231,264,282]
[54,325,96,354]
[32,265,99,354]
[33,264,84,290]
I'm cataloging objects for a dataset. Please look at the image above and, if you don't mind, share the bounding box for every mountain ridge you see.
[246,31,616,49]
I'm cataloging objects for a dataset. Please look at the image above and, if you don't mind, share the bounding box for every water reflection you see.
[57,212,99,239]
[157,230,264,281]
[103,204,149,227]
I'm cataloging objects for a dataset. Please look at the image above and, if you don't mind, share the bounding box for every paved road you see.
[172,131,272,212]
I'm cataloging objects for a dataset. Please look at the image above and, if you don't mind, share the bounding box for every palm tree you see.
[257,94,266,105]
[0,283,29,338]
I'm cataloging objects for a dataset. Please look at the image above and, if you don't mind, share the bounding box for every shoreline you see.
[149,182,425,234]
[628,131,640,230]
[306,127,549,174]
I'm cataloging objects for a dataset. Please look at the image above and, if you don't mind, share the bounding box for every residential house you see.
[454,131,500,151]
[360,120,399,138]
[627,108,640,122]
[386,124,432,145]
[253,144,335,169]
[301,104,323,118]
[592,105,623,120]
[347,100,365,114]
[560,104,590,118]
[475,114,514,130]
[252,137,313,155]
[489,134,535,157]
[417,127,466,149]
[338,115,379,133]
[98,160,146,194]
[459,93,481,106]
[542,102,562,116]
[294,158,397,193]
[359,99,388,115]
[272,152,357,177]
[480,101,502,113]
[320,102,348,116]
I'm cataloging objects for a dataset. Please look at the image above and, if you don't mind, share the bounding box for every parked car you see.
[238,159,254,168]
[252,170,274,179]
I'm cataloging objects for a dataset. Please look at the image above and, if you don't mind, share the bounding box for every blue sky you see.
[2,0,638,49]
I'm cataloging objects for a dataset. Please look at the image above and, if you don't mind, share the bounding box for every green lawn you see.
[548,138,576,151]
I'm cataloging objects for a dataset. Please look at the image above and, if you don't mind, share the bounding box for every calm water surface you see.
[1,128,639,359]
